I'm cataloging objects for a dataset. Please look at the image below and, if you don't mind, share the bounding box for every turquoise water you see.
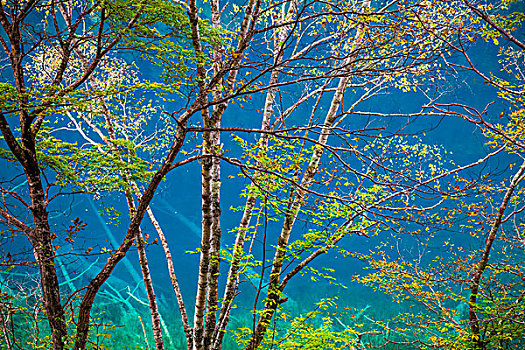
[1,55,505,349]
[2,3,524,349]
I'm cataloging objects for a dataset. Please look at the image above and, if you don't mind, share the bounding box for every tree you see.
[0,1,194,348]
[0,0,487,349]
[353,0,525,349]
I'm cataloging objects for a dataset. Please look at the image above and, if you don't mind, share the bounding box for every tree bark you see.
[212,3,296,347]
[0,7,68,348]
[469,159,525,350]
[246,2,370,348]
[135,225,165,350]
[145,204,193,349]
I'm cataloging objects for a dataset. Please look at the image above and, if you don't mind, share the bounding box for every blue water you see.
[2,5,523,349]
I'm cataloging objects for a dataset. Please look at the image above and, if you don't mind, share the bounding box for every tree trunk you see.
[469,159,525,349]
[145,204,193,349]
[246,2,370,347]
[33,239,67,350]
[211,5,293,345]
[25,151,67,350]
[193,125,214,350]
[135,227,165,350]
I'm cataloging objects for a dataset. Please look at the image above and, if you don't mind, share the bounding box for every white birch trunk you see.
[246,1,371,348]
[211,3,297,347]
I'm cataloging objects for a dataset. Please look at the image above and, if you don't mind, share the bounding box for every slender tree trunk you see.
[469,159,525,349]
[187,1,217,347]
[193,110,215,349]
[135,226,165,350]
[145,204,193,349]
[71,33,169,347]
[203,123,223,349]
[245,72,347,350]
[0,305,13,350]
[211,3,295,347]
[122,182,164,350]
[246,2,370,348]
[77,61,167,349]
[202,2,225,346]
